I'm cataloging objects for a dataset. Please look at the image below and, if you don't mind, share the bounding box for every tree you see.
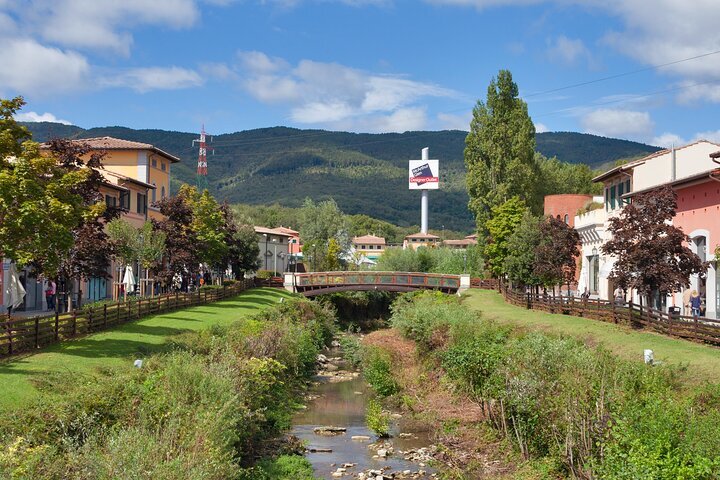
[217,204,259,279]
[182,185,228,269]
[299,198,349,271]
[484,197,528,278]
[535,153,602,198]
[153,191,200,287]
[504,212,543,287]
[107,219,166,295]
[0,98,93,277]
[465,70,538,236]
[534,215,580,289]
[601,186,705,301]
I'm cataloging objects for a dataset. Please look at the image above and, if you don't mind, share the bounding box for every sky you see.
[1,0,720,147]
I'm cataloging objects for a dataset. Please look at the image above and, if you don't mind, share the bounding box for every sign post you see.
[409,148,439,234]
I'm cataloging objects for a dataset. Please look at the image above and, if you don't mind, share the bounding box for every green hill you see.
[23,123,661,232]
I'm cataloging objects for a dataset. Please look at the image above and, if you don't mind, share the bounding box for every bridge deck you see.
[285,271,469,296]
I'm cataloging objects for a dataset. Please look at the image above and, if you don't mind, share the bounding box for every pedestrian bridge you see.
[284,271,470,297]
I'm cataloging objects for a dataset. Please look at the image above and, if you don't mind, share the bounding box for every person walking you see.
[690,290,702,318]
[613,286,624,305]
[45,280,56,311]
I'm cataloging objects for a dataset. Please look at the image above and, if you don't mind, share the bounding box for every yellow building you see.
[77,137,179,221]
[351,235,387,261]
[403,232,441,250]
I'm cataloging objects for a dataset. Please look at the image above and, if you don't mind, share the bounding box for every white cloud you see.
[692,129,720,144]
[534,122,549,133]
[676,82,720,104]
[15,111,72,125]
[438,112,471,131]
[236,51,456,131]
[100,67,204,93]
[0,38,89,95]
[581,108,654,140]
[546,35,593,66]
[12,0,200,56]
[651,132,685,148]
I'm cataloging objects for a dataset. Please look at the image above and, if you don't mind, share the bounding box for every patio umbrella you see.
[6,263,26,311]
[122,265,136,296]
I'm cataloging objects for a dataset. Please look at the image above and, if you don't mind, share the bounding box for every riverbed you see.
[292,353,437,479]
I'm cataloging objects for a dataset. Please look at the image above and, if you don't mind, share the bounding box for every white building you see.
[254,227,292,274]
[575,140,720,315]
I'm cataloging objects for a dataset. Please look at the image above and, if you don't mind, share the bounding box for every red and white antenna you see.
[192,125,214,190]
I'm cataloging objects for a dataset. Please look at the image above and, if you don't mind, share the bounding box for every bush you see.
[0,297,338,479]
[366,398,390,437]
[388,291,720,477]
[362,347,399,397]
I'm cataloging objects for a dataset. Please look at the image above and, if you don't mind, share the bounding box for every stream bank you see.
[292,342,438,479]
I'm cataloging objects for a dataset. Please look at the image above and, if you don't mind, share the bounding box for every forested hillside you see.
[24,123,661,231]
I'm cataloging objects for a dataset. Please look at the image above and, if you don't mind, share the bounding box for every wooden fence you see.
[471,281,720,346]
[1,279,254,358]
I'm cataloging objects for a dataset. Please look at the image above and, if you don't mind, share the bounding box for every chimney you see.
[671,144,676,181]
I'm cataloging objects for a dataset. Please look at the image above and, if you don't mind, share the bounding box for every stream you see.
[292,348,437,479]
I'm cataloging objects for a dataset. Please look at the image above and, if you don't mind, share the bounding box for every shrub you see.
[362,347,399,397]
[366,398,390,437]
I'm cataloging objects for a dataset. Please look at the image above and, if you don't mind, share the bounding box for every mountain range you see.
[23,122,661,232]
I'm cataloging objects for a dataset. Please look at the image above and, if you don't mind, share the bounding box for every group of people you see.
[580,286,705,318]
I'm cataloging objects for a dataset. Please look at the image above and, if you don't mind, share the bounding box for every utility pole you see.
[192,125,213,191]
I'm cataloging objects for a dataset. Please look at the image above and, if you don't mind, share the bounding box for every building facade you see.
[575,140,720,317]
[403,232,440,250]
[351,235,387,261]
[254,227,292,274]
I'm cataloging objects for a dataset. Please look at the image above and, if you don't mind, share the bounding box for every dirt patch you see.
[363,329,520,479]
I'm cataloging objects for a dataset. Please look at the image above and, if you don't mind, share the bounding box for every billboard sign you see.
[408,159,439,190]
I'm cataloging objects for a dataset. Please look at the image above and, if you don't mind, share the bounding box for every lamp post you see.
[272,238,278,275]
[311,243,316,272]
[262,233,268,270]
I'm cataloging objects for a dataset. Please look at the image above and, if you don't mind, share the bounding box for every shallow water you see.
[292,359,436,479]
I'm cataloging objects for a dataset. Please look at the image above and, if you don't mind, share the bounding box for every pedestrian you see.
[613,286,624,305]
[45,280,56,311]
[581,287,590,300]
[690,290,702,318]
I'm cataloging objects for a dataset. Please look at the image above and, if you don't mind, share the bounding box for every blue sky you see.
[1,0,719,147]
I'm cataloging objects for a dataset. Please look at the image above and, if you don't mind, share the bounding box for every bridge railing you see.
[289,271,463,292]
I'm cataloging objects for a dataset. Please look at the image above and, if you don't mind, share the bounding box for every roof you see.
[465,234,478,240]
[593,140,720,183]
[352,234,386,245]
[254,226,293,237]
[624,168,720,198]
[712,150,720,159]
[405,232,440,239]
[274,226,299,236]
[443,239,477,246]
[56,137,181,163]
[104,170,156,189]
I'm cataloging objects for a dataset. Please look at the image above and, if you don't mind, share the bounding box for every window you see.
[151,157,157,168]
[564,214,569,224]
[605,187,609,211]
[161,186,166,199]
[151,183,156,203]
[589,254,599,293]
[105,194,117,208]
[161,162,166,172]
[137,193,147,215]
[610,185,617,210]
[119,191,130,210]
[618,181,624,202]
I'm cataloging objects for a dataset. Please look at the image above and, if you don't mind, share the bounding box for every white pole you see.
[421,147,429,234]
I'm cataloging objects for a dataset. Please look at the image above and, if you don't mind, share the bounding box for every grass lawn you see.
[0,287,293,410]
[463,289,720,385]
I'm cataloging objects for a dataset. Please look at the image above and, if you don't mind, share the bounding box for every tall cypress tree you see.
[464,70,538,237]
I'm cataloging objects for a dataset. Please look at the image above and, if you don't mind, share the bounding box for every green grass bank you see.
[463,288,720,384]
[0,288,292,409]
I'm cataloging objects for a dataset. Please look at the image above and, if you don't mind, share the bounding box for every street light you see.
[272,238,278,275]
[262,233,268,270]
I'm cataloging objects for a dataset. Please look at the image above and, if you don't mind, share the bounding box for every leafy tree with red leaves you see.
[152,190,200,289]
[601,185,705,302]
[534,215,581,289]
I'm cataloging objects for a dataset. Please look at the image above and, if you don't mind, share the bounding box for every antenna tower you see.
[192,125,213,191]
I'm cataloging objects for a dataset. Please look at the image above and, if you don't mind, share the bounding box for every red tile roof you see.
[405,232,440,239]
[352,235,386,245]
[254,226,293,237]
[58,137,180,163]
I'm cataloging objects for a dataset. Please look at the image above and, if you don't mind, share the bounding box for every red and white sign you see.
[408,160,439,190]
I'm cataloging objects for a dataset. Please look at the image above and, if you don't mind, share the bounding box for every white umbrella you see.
[122,265,136,296]
[6,264,26,310]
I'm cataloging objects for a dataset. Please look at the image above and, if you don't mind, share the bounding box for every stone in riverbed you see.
[351,435,371,441]
[313,426,347,435]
